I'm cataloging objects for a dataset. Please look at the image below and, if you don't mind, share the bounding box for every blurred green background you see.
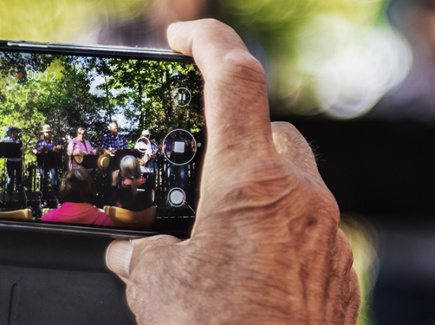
[0,0,409,121]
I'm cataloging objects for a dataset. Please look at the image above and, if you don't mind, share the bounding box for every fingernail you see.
[106,239,134,279]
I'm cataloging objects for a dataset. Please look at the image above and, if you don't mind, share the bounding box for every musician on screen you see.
[33,124,61,208]
[67,127,94,170]
[5,127,25,201]
[135,130,159,170]
[101,122,129,154]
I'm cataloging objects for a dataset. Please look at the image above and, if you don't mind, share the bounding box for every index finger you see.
[167,20,274,164]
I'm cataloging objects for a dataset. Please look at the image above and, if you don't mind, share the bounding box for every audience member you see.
[109,155,154,211]
[42,168,116,226]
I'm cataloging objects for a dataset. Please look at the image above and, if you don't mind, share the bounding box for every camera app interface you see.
[0,49,204,232]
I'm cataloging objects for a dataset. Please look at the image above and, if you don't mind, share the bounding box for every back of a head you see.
[120,155,141,179]
[60,168,96,204]
[120,155,141,196]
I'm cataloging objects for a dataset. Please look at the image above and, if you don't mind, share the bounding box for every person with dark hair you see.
[4,127,25,201]
[42,168,116,226]
[109,155,153,211]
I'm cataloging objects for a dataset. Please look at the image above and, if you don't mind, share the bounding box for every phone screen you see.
[0,43,204,235]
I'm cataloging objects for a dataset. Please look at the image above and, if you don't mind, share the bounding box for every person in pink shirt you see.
[42,168,116,227]
[67,127,94,170]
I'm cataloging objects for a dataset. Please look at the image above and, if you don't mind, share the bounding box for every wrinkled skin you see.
[106,19,360,325]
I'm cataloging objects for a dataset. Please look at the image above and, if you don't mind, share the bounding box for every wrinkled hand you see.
[106,19,360,325]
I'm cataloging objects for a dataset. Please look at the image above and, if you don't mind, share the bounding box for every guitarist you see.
[101,122,129,155]
[135,129,159,170]
[67,127,94,170]
[33,124,62,208]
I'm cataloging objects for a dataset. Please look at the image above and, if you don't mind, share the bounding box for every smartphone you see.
[0,40,204,238]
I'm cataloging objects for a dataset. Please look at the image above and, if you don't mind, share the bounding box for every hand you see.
[106,19,360,325]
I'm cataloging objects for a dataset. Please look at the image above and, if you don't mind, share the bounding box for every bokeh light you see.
[0,0,147,43]
[225,0,413,119]
[297,15,413,119]
[0,0,413,119]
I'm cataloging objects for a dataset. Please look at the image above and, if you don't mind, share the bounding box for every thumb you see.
[106,235,182,282]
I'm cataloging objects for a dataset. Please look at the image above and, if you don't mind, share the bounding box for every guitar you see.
[72,146,102,165]
[35,144,61,154]
[73,153,86,164]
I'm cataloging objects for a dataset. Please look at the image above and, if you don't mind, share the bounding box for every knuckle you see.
[219,49,266,87]
[272,122,316,162]
[201,18,227,30]
[305,186,340,231]
[336,229,355,272]
[345,268,361,324]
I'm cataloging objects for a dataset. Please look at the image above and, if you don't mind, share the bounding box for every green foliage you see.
[0,52,204,163]
[87,56,203,146]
